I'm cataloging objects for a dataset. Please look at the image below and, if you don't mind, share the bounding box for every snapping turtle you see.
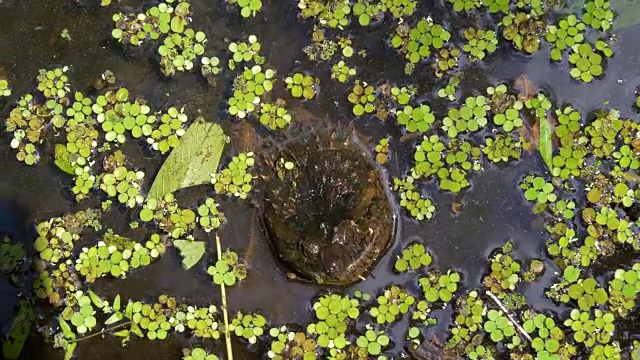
[246,117,395,285]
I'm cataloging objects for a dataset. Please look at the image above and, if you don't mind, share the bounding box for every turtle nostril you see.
[302,241,320,258]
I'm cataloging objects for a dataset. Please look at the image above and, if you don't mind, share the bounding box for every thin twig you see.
[69,321,132,343]
[216,235,233,360]
[484,291,532,343]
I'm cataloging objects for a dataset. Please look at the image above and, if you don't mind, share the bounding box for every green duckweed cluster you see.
[259,100,293,130]
[285,73,318,100]
[462,28,498,61]
[267,328,318,360]
[374,137,389,164]
[183,347,219,360]
[228,35,265,70]
[348,80,377,116]
[307,294,360,349]
[418,270,461,303]
[227,0,263,18]
[433,47,461,78]
[394,104,435,133]
[0,78,10,97]
[394,242,432,272]
[207,249,247,287]
[228,66,275,119]
[546,15,586,61]
[438,75,459,101]
[210,152,255,199]
[369,285,415,324]
[500,12,547,54]
[229,312,267,343]
[393,177,436,221]
[391,18,451,65]
[331,60,357,83]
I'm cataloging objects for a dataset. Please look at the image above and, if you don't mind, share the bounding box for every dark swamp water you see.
[2,0,640,359]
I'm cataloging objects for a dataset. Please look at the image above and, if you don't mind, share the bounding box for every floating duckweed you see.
[6,94,51,165]
[394,242,432,272]
[374,137,389,164]
[500,12,547,54]
[521,175,557,212]
[158,29,208,76]
[584,109,622,158]
[448,0,480,12]
[298,0,352,29]
[482,0,509,13]
[65,292,98,334]
[228,66,275,118]
[37,67,70,99]
[391,18,451,64]
[552,107,587,178]
[111,1,188,46]
[583,0,614,31]
[352,1,383,26]
[483,242,521,294]
[197,198,226,232]
[144,106,187,153]
[201,56,222,81]
[442,95,490,138]
[433,47,461,77]
[590,343,621,360]
[308,293,359,349]
[546,15,586,61]
[369,285,415,324]
[211,152,255,199]
[568,43,603,83]
[483,134,522,163]
[75,233,165,282]
[563,308,615,346]
[595,39,614,58]
[0,237,24,273]
[379,0,417,19]
[437,76,459,101]
[395,104,435,133]
[355,328,390,355]
[607,264,640,316]
[207,249,247,286]
[183,347,219,360]
[99,153,145,208]
[419,270,461,303]
[390,85,415,105]
[447,291,486,348]
[0,78,11,97]
[285,73,318,100]
[267,330,318,360]
[330,60,356,83]
[393,177,436,221]
[483,309,517,343]
[411,134,445,179]
[462,28,498,61]
[347,80,377,116]
[227,0,263,17]
[228,35,264,70]
[437,140,480,192]
[522,312,569,359]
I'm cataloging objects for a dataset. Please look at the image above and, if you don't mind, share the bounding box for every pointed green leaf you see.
[173,240,206,270]
[148,117,228,200]
[125,301,133,319]
[105,312,124,325]
[63,341,77,360]
[539,115,553,171]
[58,318,74,339]
[113,294,121,311]
[88,290,104,309]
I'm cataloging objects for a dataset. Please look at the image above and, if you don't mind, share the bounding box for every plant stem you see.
[69,321,132,343]
[217,234,233,360]
[484,291,532,343]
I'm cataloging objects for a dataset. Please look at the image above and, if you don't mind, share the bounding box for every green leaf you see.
[105,312,124,325]
[173,239,206,270]
[54,144,75,175]
[63,341,77,360]
[148,118,228,200]
[3,301,35,359]
[539,114,553,171]
[88,290,104,309]
[113,294,121,311]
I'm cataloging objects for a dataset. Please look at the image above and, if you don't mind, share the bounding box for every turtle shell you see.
[261,131,394,285]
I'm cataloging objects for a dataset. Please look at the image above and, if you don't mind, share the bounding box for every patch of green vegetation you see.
[0,237,24,274]
[563,308,615,345]
[207,250,247,287]
[229,312,266,343]
[394,242,432,273]
[355,328,390,356]
[228,66,275,119]
[393,177,436,221]
[418,269,461,303]
[500,12,547,54]
[298,0,352,29]
[483,134,522,163]
[462,28,498,61]
[331,60,356,83]
[395,104,435,133]
[158,30,207,76]
[183,347,219,360]
[391,18,451,64]
[374,137,389,164]
[0,78,11,97]
[568,43,604,83]
[438,76,459,101]
[546,15,586,61]
[227,0,263,17]
[267,329,318,359]
[448,0,480,12]
[348,80,377,116]
[307,293,360,349]
[369,285,415,324]
[285,73,319,99]
[211,152,255,199]
[583,0,614,31]
[197,198,226,232]
[442,95,490,138]
[522,312,573,360]
[483,242,522,295]
[433,47,461,77]
[259,100,292,130]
